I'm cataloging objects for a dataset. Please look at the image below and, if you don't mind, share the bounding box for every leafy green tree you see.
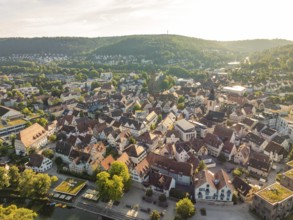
[97,162,131,201]
[108,175,124,201]
[109,161,130,186]
[96,171,111,200]
[0,205,37,220]
[195,160,206,174]
[232,168,242,177]
[178,96,185,104]
[133,104,141,111]
[159,194,167,202]
[48,134,57,142]
[146,188,153,197]
[176,197,195,219]
[18,170,55,198]
[129,137,137,144]
[150,210,161,220]
[55,157,63,166]
[0,167,10,189]
[36,118,48,127]
[157,114,162,123]
[42,149,54,159]
[22,108,32,116]
[8,166,20,188]
[177,103,185,110]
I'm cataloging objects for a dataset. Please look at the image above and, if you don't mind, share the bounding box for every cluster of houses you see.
[0,71,293,211]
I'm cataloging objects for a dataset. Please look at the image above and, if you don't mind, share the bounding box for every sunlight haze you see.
[0,0,292,40]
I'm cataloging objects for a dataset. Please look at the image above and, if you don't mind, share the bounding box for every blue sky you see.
[0,0,292,40]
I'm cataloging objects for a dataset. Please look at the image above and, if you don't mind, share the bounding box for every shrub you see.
[170,188,185,200]
[159,194,167,202]
[146,188,153,197]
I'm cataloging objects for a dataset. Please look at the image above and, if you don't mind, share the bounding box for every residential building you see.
[232,176,253,202]
[147,152,193,185]
[247,153,272,178]
[149,170,176,197]
[252,183,293,220]
[15,123,48,155]
[264,141,287,162]
[165,130,180,144]
[280,169,293,191]
[131,158,149,183]
[246,132,268,152]
[25,153,52,172]
[203,133,223,157]
[234,144,250,165]
[194,169,233,202]
[124,144,147,165]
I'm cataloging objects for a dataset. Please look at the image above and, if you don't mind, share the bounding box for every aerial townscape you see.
[1,1,293,220]
[0,35,293,220]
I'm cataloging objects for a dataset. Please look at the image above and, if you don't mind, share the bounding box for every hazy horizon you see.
[1,0,293,41]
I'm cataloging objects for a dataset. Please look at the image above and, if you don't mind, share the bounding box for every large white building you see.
[223,85,246,96]
[174,119,197,141]
[195,169,234,202]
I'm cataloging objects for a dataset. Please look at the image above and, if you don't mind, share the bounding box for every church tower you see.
[207,88,216,112]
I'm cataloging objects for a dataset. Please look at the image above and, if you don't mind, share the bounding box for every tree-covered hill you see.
[0,37,124,56]
[0,35,292,68]
[221,39,292,53]
[248,44,293,71]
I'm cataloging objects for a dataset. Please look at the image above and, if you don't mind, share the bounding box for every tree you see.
[96,171,111,200]
[109,161,130,186]
[8,166,20,188]
[146,188,153,197]
[18,169,55,198]
[133,104,141,111]
[22,107,32,116]
[177,103,185,110]
[157,114,162,123]
[55,157,63,166]
[159,194,167,202]
[129,136,137,144]
[0,205,37,220]
[150,124,156,131]
[232,168,242,177]
[42,149,54,159]
[195,160,206,174]
[108,175,124,201]
[0,167,10,189]
[150,210,161,220]
[36,118,48,127]
[176,197,195,219]
[48,134,57,142]
[97,162,131,201]
[178,96,185,104]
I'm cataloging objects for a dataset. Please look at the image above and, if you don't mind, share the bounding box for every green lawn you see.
[257,183,293,204]
[54,178,87,196]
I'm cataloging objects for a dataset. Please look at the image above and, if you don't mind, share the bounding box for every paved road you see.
[195,202,258,220]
